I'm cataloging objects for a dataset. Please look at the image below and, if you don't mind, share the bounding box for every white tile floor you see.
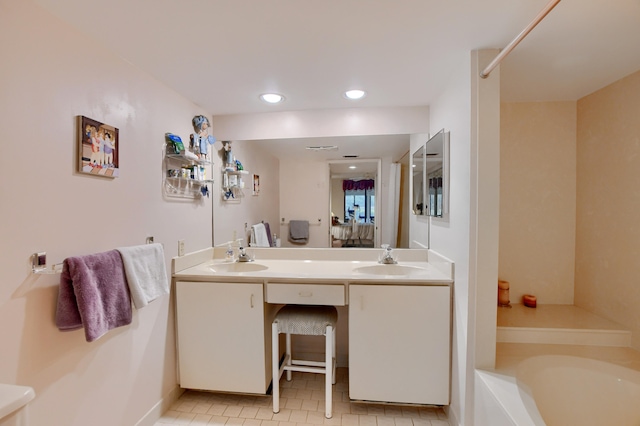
[156,368,450,426]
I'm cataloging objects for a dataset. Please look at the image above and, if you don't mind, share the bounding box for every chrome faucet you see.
[378,244,397,264]
[237,246,253,262]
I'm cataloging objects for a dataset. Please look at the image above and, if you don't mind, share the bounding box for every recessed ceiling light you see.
[260,93,285,104]
[344,89,366,100]
[349,165,357,169]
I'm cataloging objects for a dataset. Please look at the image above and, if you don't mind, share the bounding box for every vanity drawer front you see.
[266,283,345,306]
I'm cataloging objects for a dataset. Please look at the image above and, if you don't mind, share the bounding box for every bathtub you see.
[475,355,640,426]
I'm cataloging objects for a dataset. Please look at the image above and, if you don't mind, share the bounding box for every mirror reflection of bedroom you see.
[329,160,379,248]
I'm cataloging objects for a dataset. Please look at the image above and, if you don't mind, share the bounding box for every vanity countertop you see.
[0,383,35,420]
[172,247,454,284]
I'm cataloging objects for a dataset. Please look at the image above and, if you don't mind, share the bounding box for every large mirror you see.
[425,129,449,217]
[238,133,413,248]
[412,145,425,215]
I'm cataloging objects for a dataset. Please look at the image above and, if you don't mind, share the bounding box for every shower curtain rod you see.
[480,0,561,79]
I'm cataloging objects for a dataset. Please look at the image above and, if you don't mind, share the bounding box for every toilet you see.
[0,384,35,426]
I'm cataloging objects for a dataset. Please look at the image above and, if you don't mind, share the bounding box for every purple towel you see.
[264,222,273,247]
[55,250,132,342]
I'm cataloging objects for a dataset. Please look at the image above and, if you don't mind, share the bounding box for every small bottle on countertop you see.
[225,243,234,262]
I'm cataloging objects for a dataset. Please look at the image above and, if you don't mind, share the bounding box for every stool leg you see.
[272,322,280,414]
[332,325,337,384]
[325,325,333,419]
[285,332,292,381]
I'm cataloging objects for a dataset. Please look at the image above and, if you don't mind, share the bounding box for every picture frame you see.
[252,174,260,195]
[77,115,119,178]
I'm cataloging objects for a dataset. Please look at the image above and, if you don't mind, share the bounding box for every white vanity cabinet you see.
[348,284,451,405]
[175,281,276,394]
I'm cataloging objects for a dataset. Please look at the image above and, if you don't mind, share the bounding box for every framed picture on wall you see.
[252,174,260,195]
[77,115,120,178]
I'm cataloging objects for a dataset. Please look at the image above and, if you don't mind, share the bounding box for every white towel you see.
[116,243,169,309]
[251,223,271,247]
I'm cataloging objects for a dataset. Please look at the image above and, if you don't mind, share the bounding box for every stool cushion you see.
[274,305,338,336]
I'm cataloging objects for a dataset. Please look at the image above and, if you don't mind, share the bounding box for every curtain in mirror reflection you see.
[343,179,375,224]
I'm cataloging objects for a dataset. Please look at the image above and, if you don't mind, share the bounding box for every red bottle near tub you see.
[523,294,537,308]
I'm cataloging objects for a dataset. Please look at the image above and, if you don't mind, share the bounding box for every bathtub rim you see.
[515,354,640,425]
[516,354,640,388]
[476,353,640,426]
[474,369,545,426]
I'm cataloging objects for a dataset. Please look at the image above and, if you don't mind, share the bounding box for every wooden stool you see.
[272,304,337,418]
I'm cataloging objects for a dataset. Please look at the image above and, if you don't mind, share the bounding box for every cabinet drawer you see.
[266,283,345,306]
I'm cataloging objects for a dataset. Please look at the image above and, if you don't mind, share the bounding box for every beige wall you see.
[575,70,640,350]
[425,50,475,426]
[499,101,577,305]
[499,70,640,350]
[0,1,218,425]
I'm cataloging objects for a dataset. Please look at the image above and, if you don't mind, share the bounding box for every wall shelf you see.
[222,169,249,201]
[163,143,213,199]
[166,153,211,165]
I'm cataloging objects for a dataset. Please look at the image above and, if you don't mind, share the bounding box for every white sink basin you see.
[353,264,426,276]
[208,262,268,273]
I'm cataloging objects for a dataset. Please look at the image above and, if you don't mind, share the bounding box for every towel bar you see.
[31,252,62,274]
[32,263,63,274]
[280,218,322,225]
[32,237,157,275]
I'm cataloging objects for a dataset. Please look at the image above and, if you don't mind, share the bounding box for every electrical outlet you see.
[178,240,185,257]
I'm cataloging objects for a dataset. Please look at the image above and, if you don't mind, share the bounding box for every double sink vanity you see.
[172,246,454,406]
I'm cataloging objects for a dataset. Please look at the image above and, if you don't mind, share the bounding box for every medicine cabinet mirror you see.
[425,129,449,217]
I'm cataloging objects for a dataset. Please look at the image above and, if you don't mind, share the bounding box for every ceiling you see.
[35,0,640,160]
[250,134,410,164]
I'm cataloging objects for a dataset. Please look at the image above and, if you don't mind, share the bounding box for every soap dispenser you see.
[225,243,234,262]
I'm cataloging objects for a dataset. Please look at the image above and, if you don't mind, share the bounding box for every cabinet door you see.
[349,284,450,405]
[176,281,268,393]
